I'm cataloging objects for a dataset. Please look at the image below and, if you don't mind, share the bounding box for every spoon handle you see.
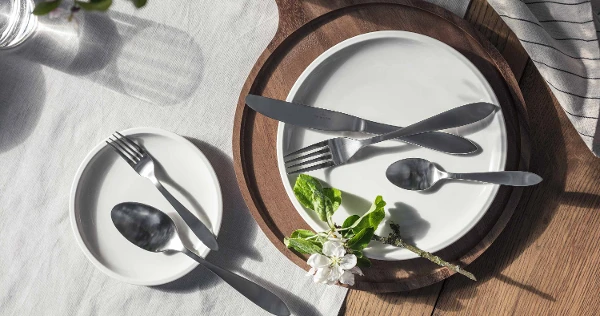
[364,102,495,145]
[154,181,219,251]
[449,171,542,186]
[183,250,290,316]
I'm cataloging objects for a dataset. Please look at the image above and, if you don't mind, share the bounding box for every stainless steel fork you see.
[106,132,219,251]
[284,102,496,174]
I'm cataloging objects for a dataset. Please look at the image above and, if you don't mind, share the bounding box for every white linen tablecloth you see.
[0,1,468,315]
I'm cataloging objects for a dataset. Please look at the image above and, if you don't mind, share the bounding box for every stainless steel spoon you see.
[111,202,290,316]
[386,158,542,191]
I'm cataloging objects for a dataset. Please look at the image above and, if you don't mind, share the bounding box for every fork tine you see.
[106,140,136,166]
[284,147,330,164]
[287,161,335,175]
[116,131,145,154]
[111,135,142,160]
[113,133,143,159]
[285,154,332,170]
[283,140,329,159]
[110,136,141,162]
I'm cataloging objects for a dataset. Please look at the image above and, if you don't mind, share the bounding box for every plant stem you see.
[372,223,476,281]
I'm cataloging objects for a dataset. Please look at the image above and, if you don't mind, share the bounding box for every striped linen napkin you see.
[487,0,600,155]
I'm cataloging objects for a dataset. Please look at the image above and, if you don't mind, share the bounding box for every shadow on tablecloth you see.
[0,56,45,153]
[153,138,322,316]
[7,9,203,106]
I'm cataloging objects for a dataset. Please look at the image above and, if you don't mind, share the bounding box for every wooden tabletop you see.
[342,0,600,314]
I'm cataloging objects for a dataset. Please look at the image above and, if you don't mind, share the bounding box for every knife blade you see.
[245,94,479,154]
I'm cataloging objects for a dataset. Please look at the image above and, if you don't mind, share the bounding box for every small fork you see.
[106,132,219,251]
[285,102,496,174]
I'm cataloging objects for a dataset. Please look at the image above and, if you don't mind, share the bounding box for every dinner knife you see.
[245,94,481,154]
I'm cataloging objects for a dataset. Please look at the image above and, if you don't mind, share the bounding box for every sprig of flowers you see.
[307,238,364,285]
[284,174,476,286]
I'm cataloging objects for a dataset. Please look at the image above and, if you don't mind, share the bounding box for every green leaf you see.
[351,196,386,233]
[293,174,323,210]
[33,0,62,16]
[293,174,334,223]
[356,256,372,268]
[323,187,342,214]
[342,215,360,228]
[130,0,147,8]
[313,191,333,223]
[341,215,360,238]
[352,250,371,267]
[347,227,375,250]
[353,250,364,258]
[290,229,315,239]
[75,0,112,11]
[284,237,322,254]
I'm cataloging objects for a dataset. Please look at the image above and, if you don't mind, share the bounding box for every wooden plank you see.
[432,61,600,315]
[342,284,443,316]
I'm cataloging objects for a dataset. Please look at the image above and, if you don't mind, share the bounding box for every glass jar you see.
[0,0,37,49]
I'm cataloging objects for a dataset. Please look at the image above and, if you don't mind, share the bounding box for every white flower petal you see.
[339,271,355,286]
[314,267,331,284]
[327,265,344,283]
[339,254,357,270]
[307,253,331,268]
[332,246,346,258]
[350,266,364,276]
[323,240,345,257]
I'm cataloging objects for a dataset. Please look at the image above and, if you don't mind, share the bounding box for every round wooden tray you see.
[232,0,530,292]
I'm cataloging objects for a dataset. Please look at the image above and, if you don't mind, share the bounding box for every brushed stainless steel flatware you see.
[111,202,290,316]
[245,94,478,155]
[106,132,219,251]
[386,158,542,191]
[284,102,496,174]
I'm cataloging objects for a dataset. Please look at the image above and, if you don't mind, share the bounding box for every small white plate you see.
[70,127,222,285]
[277,31,507,260]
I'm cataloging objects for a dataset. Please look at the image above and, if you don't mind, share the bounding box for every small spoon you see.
[111,202,290,316]
[386,158,542,191]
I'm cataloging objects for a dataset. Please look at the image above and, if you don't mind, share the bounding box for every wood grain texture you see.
[341,0,594,314]
[342,284,443,316]
[430,59,600,316]
[232,0,530,292]
[342,0,535,311]
[465,0,528,80]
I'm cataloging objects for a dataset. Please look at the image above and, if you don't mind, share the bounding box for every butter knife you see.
[245,94,480,154]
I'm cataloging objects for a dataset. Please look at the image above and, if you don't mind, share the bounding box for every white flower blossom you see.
[306,239,363,286]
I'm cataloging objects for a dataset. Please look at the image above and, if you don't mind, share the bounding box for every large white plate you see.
[276,31,507,260]
[70,127,222,285]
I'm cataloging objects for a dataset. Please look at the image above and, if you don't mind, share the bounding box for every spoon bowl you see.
[111,202,183,253]
[111,202,290,316]
[385,158,446,191]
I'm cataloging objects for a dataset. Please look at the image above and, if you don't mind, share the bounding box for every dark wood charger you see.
[232,0,530,292]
